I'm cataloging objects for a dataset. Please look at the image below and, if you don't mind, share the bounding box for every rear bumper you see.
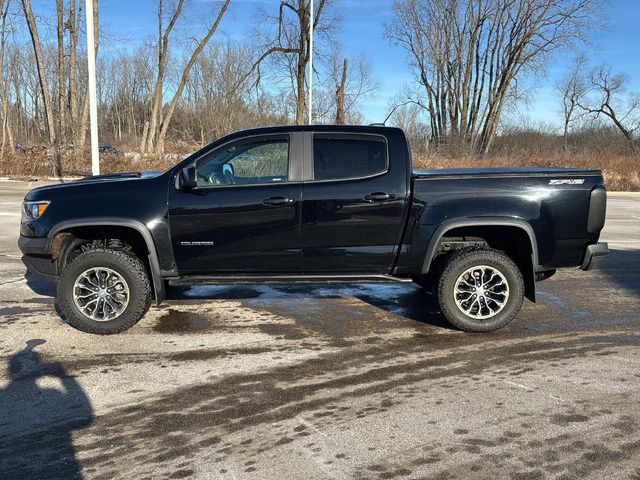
[18,235,58,283]
[580,242,609,271]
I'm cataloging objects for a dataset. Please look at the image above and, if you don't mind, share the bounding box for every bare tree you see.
[387,0,605,154]
[578,65,639,153]
[334,57,347,124]
[389,102,430,156]
[0,0,14,158]
[329,52,376,124]
[184,42,260,141]
[556,54,588,152]
[250,0,333,125]
[140,0,231,155]
[21,0,56,148]
[56,0,66,149]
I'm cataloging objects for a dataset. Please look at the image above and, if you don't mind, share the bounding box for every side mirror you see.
[179,166,197,190]
[222,163,234,177]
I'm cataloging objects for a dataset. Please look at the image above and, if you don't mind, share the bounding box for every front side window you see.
[196,136,289,187]
[313,135,387,181]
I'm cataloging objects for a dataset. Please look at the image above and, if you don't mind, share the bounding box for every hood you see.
[74,170,162,183]
[24,170,163,200]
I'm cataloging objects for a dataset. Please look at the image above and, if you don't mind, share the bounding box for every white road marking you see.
[0,278,26,286]
[482,375,569,404]
[501,380,534,392]
[601,240,640,244]
[295,416,339,446]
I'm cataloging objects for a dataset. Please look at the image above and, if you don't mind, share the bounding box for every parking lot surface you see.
[0,181,639,480]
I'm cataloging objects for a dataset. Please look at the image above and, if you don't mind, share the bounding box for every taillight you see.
[587,187,606,233]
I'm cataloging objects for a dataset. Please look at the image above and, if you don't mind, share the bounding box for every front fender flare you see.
[47,218,165,303]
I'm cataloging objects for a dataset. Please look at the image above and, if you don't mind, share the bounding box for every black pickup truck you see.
[18,125,608,334]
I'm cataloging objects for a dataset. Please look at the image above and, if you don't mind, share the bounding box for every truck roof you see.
[225,124,404,137]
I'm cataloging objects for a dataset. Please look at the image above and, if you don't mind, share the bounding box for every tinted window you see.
[196,137,289,187]
[313,136,387,181]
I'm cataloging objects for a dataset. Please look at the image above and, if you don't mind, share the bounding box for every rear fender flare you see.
[420,218,539,301]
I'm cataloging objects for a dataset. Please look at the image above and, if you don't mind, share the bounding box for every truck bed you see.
[412,166,602,179]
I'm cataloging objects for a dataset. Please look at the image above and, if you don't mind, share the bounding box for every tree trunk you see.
[154,0,230,154]
[142,0,186,154]
[56,0,66,146]
[0,0,13,158]
[68,0,81,152]
[54,0,66,175]
[21,0,57,149]
[335,58,347,124]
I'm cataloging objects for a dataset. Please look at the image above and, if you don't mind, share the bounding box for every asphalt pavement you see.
[0,180,639,480]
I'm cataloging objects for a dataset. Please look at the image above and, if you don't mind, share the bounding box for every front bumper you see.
[18,235,48,255]
[18,235,58,283]
[580,242,609,271]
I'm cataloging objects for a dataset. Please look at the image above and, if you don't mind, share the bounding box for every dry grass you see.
[0,152,175,179]
[1,142,638,191]
[413,152,640,191]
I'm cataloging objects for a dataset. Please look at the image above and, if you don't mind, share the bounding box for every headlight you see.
[22,201,50,222]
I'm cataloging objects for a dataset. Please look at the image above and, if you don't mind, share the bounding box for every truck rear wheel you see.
[435,248,524,332]
[58,248,152,334]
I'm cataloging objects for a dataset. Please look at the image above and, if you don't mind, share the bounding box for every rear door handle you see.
[263,196,295,206]
[363,192,395,202]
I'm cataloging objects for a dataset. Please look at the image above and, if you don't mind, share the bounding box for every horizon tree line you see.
[0,0,637,174]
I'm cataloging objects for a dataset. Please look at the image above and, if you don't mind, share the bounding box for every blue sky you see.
[99,0,640,127]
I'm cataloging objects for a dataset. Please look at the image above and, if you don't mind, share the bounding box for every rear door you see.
[169,133,303,274]
[301,132,408,273]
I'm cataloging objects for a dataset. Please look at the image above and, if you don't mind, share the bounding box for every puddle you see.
[153,309,208,334]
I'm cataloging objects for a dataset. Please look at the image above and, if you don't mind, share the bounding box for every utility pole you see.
[85,0,99,175]
[308,0,313,125]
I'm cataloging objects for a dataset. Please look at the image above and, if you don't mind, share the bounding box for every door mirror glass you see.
[222,163,234,177]
[180,166,197,190]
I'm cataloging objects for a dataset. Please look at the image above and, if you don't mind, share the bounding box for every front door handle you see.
[263,196,295,206]
[363,192,395,202]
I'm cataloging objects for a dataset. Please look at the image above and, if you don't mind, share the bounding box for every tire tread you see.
[436,248,524,332]
[58,248,151,334]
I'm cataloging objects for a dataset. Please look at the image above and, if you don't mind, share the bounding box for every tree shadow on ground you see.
[0,340,93,479]
[597,248,640,296]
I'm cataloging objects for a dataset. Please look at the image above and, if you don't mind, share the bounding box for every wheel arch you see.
[421,218,539,302]
[47,218,165,303]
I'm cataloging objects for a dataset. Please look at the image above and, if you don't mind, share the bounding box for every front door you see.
[169,133,303,274]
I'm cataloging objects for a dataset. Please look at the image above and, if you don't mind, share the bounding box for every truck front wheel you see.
[58,248,152,334]
[435,248,524,332]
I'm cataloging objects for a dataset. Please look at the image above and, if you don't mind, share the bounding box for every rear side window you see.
[313,135,387,181]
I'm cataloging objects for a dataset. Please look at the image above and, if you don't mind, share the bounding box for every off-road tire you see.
[435,248,524,332]
[58,248,152,334]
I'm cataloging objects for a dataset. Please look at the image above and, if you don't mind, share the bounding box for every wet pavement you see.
[0,181,639,479]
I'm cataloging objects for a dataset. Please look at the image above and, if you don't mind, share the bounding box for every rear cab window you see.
[312,134,388,181]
